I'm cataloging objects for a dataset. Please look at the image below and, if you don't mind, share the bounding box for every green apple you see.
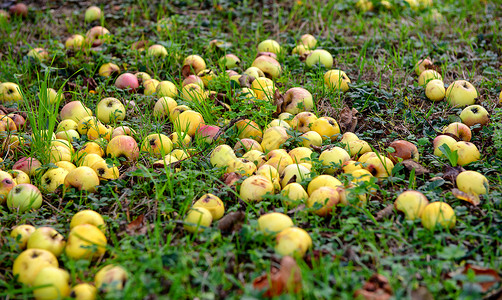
[147,44,168,57]
[421,202,456,230]
[107,135,140,163]
[0,82,23,103]
[257,39,281,54]
[324,69,350,92]
[459,105,489,127]
[282,87,314,114]
[280,182,308,207]
[319,147,350,174]
[95,265,128,293]
[6,183,43,213]
[251,55,282,79]
[394,190,429,220]
[281,164,311,188]
[425,79,445,101]
[414,58,433,76]
[27,226,65,257]
[98,63,120,77]
[306,49,333,68]
[456,170,489,196]
[275,227,312,257]
[307,186,340,216]
[258,212,293,236]
[445,80,478,107]
[70,283,97,300]
[183,207,213,233]
[96,97,126,124]
[193,194,225,220]
[451,141,480,166]
[65,34,85,49]
[10,224,36,249]
[64,166,100,192]
[442,122,471,142]
[12,249,59,286]
[65,224,107,260]
[418,70,442,86]
[300,131,322,148]
[32,267,70,300]
[141,133,173,157]
[240,175,274,202]
[84,6,101,22]
[307,175,342,195]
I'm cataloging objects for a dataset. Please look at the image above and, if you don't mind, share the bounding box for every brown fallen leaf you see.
[411,286,434,300]
[125,214,148,236]
[339,106,358,133]
[273,89,285,117]
[238,74,253,88]
[443,165,466,183]
[449,264,501,293]
[452,188,481,205]
[375,204,394,221]
[218,211,245,233]
[252,256,302,297]
[222,172,242,187]
[400,159,430,176]
[354,273,393,300]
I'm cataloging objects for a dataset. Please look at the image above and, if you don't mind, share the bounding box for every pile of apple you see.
[10,209,127,299]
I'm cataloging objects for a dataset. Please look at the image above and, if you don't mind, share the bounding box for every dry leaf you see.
[354,273,393,300]
[125,214,148,236]
[339,106,358,132]
[375,204,394,221]
[273,89,284,117]
[411,286,434,300]
[449,264,501,293]
[400,160,430,176]
[252,256,302,297]
[218,211,245,233]
[443,165,465,183]
[452,188,481,205]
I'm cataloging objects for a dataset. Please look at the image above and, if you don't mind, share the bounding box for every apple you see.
[32,267,70,299]
[258,213,293,236]
[363,156,395,178]
[85,5,101,22]
[300,131,323,148]
[256,165,281,191]
[0,173,17,204]
[107,135,140,163]
[181,83,205,102]
[356,0,374,11]
[252,55,282,79]
[236,119,263,141]
[7,183,43,213]
[78,153,104,167]
[140,79,160,96]
[425,79,446,101]
[414,58,433,76]
[257,39,281,54]
[98,63,120,77]
[219,54,240,69]
[55,129,80,141]
[170,131,192,147]
[0,82,23,103]
[291,112,317,133]
[280,183,308,207]
[9,113,26,129]
[85,26,110,47]
[242,150,266,168]
[193,194,225,220]
[170,105,191,122]
[456,170,489,196]
[421,202,456,230]
[244,66,265,79]
[281,164,311,188]
[443,122,472,142]
[260,124,289,153]
[70,210,105,232]
[324,69,351,92]
[300,34,317,48]
[65,34,85,49]
[275,227,312,257]
[459,105,489,128]
[288,147,313,164]
[344,140,372,158]
[251,76,274,94]
[433,135,457,157]
[55,161,77,172]
[307,186,340,216]
[174,110,205,136]
[234,138,262,154]
[57,119,78,132]
[184,207,212,233]
[60,101,93,122]
[156,80,178,98]
[135,72,152,86]
[65,224,107,260]
[95,265,128,293]
[49,145,72,163]
[153,97,177,119]
[114,73,139,91]
[307,175,342,195]
[281,87,314,114]
[3,135,26,152]
[240,175,275,202]
[70,283,97,300]
[197,69,217,87]
[9,3,28,17]
[40,168,68,193]
[13,157,42,176]
[227,158,257,176]
[96,97,126,124]
[141,133,173,157]
[292,44,309,55]
[27,48,49,61]
[147,44,167,57]
[79,141,105,157]
[418,70,442,86]
[10,224,36,249]
[182,55,206,77]
[394,190,429,220]
[445,80,478,107]
[91,160,119,181]
[319,147,351,174]
[311,117,340,141]
[306,49,333,68]
[182,75,204,88]
[451,141,480,166]
[26,226,65,257]
[210,145,237,168]
[64,166,100,192]
[388,140,419,163]
[111,126,135,139]
[12,249,59,286]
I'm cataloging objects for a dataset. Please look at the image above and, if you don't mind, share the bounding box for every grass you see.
[0,0,501,299]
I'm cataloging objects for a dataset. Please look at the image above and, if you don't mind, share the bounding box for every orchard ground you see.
[1,0,502,299]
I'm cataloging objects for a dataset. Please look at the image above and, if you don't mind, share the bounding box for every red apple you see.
[115,73,139,91]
